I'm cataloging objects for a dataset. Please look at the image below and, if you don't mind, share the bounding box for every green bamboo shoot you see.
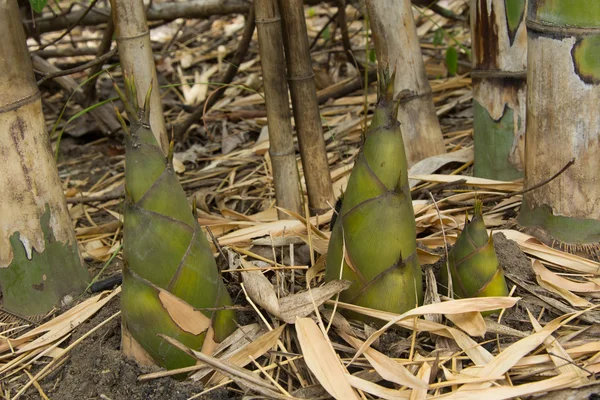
[117,79,237,370]
[326,71,422,319]
[439,201,508,305]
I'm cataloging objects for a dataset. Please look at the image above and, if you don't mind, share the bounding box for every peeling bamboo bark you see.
[366,0,446,166]
[0,0,88,316]
[518,0,600,249]
[471,0,527,180]
[111,0,168,152]
[255,0,303,218]
[279,0,334,214]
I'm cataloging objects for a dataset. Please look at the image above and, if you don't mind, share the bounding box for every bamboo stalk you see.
[110,0,168,152]
[518,0,600,251]
[471,0,527,180]
[0,0,88,316]
[279,0,334,215]
[254,0,303,218]
[366,0,446,166]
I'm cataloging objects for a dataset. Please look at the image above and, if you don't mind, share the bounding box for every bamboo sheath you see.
[471,0,527,180]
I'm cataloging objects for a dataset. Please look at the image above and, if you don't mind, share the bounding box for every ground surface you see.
[2,1,600,399]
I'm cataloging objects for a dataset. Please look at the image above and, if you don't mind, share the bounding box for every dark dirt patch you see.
[493,232,533,282]
[38,295,234,400]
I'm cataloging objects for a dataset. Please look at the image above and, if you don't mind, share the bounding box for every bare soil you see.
[37,297,234,400]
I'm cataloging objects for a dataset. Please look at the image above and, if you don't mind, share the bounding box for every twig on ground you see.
[33,0,101,53]
[37,47,117,85]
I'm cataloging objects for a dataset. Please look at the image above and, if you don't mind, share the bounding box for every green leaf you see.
[433,29,444,46]
[29,0,47,13]
[321,25,330,41]
[368,48,377,63]
[307,7,316,18]
[445,46,458,76]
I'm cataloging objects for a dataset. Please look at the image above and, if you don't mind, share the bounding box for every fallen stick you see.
[27,0,251,35]
[32,55,121,135]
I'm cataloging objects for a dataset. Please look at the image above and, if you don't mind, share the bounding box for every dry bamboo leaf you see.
[418,235,458,248]
[417,247,441,265]
[532,260,600,293]
[409,362,431,400]
[221,208,257,222]
[528,310,587,378]
[408,174,522,191]
[338,331,427,389]
[178,65,218,106]
[218,211,332,246]
[159,335,290,399]
[345,374,410,399]
[447,328,493,366]
[423,265,442,325]
[209,324,286,385]
[8,288,121,354]
[191,324,263,381]
[499,230,600,275]
[172,156,186,174]
[445,311,486,337]
[330,301,454,338]
[278,280,351,323]
[305,254,326,284]
[75,220,121,236]
[321,308,354,336]
[200,326,217,355]
[439,372,578,400]
[408,147,473,188]
[295,317,360,400]
[211,323,262,358]
[240,258,280,316]
[353,297,519,362]
[157,288,211,335]
[275,207,329,239]
[241,257,350,322]
[567,341,600,358]
[296,232,329,254]
[457,313,575,392]
[83,240,112,262]
[536,277,592,308]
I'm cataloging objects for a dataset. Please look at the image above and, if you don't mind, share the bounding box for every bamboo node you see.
[117,30,151,41]
[287,72,315,82]
[255,16,282,24]
[0,91,41,114]
[526,18,600,36]
[269,149,296,158]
